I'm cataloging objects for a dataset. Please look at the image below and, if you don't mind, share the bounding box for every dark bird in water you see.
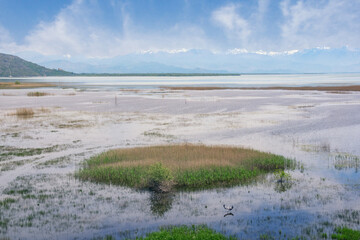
[224,212,234,217]
[223,204,233,211]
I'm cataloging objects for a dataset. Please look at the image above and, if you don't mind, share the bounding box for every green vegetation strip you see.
[131,225,235,240]
[332,227,360,240]
[77,145,293,191]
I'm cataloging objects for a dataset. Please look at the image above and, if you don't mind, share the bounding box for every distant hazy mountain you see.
[9,47,360,74]
[32,47,360,74]
[40,59,228,74]
[0,53,74,77]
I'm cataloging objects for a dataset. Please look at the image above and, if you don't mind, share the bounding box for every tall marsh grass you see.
[27,92,50,97]
[15,108,34,118]
[77,144,293,191]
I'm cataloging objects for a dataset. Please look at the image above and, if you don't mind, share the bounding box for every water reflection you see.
[149,192,175,217]
[274,180,293,193]
[331,153,359,172]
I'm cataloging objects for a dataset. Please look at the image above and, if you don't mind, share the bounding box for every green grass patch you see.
[131,225,235,240]
[0,198,16,209]
[77,144,293,191]
[331,227,360,240]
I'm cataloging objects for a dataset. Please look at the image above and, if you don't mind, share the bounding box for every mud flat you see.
[0,87,360,239]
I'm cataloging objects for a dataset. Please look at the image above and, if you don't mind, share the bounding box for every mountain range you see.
[36,47,360,74]
[0,53,74,77]
[1,47,359,77]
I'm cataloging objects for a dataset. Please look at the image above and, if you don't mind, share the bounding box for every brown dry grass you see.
[0,82,54,89]
[14,108,34,117]
[27,91,50,97]
[164,85,360,92]
[94,144,267,171]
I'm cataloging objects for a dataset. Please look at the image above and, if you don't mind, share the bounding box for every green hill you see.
[0,53,75,77]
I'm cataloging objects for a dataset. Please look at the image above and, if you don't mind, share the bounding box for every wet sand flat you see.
[0,87,359,239]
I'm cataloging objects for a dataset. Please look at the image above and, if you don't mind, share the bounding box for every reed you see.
[78,144,293,191]
[27,91,50,97]
[15,108,34,117]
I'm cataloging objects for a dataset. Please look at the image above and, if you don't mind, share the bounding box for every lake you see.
[2,73,360,90]
[0,81,359,239]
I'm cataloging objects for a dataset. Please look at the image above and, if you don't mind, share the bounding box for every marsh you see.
[0,80,359,239]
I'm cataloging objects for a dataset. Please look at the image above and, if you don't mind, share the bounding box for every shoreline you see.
[0,82,55,89]
[2,81,360,92]
[163,85,360,91]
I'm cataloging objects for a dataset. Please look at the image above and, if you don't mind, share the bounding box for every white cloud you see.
[0,24,22,53]
[17,0,209,58]
[227,48,299,56]
[280,0,360,49]
[226,48,249,54]
[1,0,359,59]
[23,0,126,57]
[212,4,250,45]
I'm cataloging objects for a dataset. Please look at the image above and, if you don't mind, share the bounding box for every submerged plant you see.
[274,169,291,183]
[274,169,293,193]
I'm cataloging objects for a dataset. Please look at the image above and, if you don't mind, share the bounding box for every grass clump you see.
[15,108,34,118]
[132,225,235,240]
[331,227,360,240]
[78,144,293,191]
[27,91,50,97]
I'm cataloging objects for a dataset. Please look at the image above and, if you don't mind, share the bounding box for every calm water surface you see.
[2,73,360,89]
[0,85,359,239]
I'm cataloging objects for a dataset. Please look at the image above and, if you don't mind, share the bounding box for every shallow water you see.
[2,73,360,89]
[0,87,359,239]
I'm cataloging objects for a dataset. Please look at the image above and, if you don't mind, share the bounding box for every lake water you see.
[2,73,360,89]
[0,84,359,239]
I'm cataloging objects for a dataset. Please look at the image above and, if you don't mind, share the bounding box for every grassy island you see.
[77,144,292,191]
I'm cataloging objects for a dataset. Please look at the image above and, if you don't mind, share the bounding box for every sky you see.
[0,0,359,62]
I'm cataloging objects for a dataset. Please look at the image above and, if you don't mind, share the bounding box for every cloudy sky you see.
[0,0,359,59]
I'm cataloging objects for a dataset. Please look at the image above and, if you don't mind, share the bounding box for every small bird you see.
[223,204,233,211]
[224,212,234,217]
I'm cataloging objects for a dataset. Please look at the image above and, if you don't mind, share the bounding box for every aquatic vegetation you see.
[27,91,50,97]
[77,145,293,191]
[0,144,69,160]
[331,227,360,240]
[274,169,291,183]
[0,198,16,209]
[130,225,236,240]
[14,108,34,118]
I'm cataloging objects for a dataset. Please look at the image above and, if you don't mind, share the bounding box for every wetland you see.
[0,78,360,239]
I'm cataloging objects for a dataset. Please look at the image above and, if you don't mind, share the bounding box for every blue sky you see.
[0,0,359,59]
